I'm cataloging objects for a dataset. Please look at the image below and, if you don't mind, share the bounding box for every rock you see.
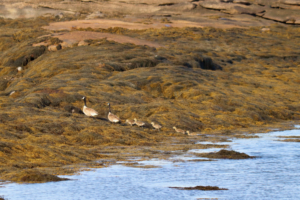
[261,27,270,32]
[60,41,73,49]
[48,44,62,51]
[198,1,235,10]
[85,11,104,19]
[228,5,265,15]
[74,12,81,17]
[262,8,300,24]
[78,40,89,46]
[198,149,255,159]
[282,0,300,5]
[159,2,197,11]
[55,12,64,19]
[170,186,228,190]
[233,0,252,5]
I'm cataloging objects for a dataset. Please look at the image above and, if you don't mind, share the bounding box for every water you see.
[1,126,300,200]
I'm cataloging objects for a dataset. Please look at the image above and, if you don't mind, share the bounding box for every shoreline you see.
[0,8,299,184]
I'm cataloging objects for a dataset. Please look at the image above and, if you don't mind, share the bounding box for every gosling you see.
[186,131,200,136]
[134,118,145,127]
[151,122,162,131]
[126,119,135,126]
[173,126,186,134]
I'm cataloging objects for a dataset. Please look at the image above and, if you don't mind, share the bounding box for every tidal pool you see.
[1,126,300,200]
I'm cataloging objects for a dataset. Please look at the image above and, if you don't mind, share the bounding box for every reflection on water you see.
[1,126,300,200]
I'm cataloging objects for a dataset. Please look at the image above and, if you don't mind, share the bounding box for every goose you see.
[126,119,135,126]
[107,103,120,123]
[186,131,200,136]
[151,122,162,130]
[173,127,186,134]
[134,118,145,127]
[82,96,98,117]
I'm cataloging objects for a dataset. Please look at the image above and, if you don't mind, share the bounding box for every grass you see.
[0,16,299,182]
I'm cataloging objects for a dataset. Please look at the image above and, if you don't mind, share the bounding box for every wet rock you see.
[198,149,255,159]
[4,169,69,183]
[170,186,228,190]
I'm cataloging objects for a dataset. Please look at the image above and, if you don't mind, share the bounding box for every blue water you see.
[1,126,300,200]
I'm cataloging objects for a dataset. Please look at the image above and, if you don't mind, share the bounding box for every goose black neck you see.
[83,98,87,106]
[108,103,111,113]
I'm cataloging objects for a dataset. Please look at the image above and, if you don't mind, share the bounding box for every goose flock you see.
[81,96,198,135]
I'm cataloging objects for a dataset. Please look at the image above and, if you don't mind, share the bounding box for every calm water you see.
[1,126,300,200]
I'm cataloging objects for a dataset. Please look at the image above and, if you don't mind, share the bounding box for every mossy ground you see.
[0,16,299,183]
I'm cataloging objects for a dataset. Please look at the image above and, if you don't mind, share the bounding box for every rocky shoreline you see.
[0,0,299,184]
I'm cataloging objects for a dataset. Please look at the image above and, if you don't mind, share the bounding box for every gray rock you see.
[262,8,300,24]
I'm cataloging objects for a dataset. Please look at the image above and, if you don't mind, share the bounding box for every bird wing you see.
[83,107,98,116]
[108,113,120,122]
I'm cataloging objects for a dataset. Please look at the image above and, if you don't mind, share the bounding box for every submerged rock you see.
[170,186,228,190]
[3,169,69,183]
[197,149,255,159]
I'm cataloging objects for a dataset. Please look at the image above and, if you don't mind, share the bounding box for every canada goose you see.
[126,119,135,126]
[82,96,98,117]
[186,131,200,136]
[134,118,145,127]
[107,103,120,123]
[151,122,162,130]
[173,127,186,134]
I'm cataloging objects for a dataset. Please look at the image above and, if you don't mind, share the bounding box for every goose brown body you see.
[82,96,98,117]
[107,103,120,123]
[108,112,120,123]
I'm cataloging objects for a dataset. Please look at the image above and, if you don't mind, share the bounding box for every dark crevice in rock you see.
[158,3,175,6]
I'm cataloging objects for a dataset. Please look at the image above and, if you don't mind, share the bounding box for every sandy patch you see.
[51,31,162,48]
